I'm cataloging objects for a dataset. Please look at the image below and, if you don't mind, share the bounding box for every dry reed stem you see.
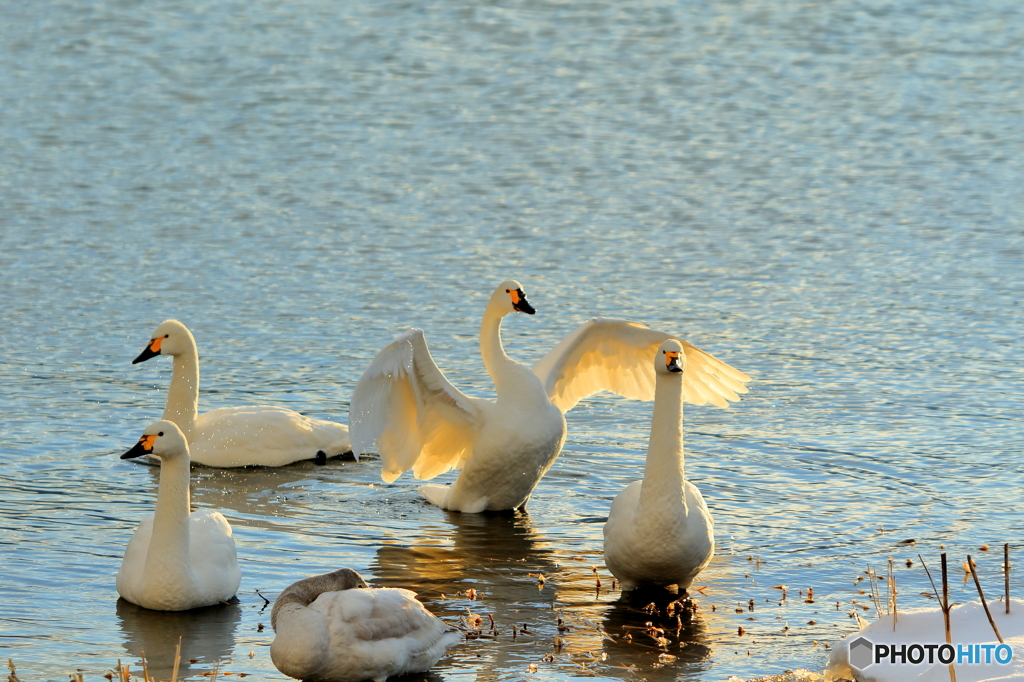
[8,658,24,682]
[867,566,883,616]
[920,553,953,680]
[888,557,898,631]
[171,636,182,682]
[967,554,1004,643]
[920,554,940,603]
[941,553,957,682]
[1006,543,1011,615]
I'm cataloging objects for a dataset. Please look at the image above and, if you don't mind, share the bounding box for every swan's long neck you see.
[479,303,519,390]
[641,373,686,500]
[163,345,199,439]
[145,456,193,576]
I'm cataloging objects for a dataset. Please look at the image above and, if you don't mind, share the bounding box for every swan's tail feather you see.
[441,629,463,650]
[418,484,450,508]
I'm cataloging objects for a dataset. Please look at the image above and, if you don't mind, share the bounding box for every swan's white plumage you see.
[134,320,351,468]
[188,405,351,468]
[602,339,719,592]
[271,569,460,682]
[533,317,751,412]
[349,329,482,483]
[350,280,566,512]
[603,479,714,592]
[350,282,749,513]
[116,421,241,611]
[117,510,240,610]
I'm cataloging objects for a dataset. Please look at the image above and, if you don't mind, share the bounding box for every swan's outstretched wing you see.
[350,329,484,483]
[532,317,751,413]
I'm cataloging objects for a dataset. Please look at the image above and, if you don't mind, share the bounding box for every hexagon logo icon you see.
[848,636,874,670]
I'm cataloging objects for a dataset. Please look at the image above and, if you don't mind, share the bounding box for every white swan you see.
[270,568,461,682]
[603,340,715,593]
[350,280,750,513]
[117,420,241,611]
[132,319,351,467]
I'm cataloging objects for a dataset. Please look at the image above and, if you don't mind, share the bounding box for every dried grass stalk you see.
[967,554,1004,643]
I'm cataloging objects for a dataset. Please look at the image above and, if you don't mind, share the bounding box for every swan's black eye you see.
[505,289,510,293]
[158,431,164,436]
[164,334,169,338]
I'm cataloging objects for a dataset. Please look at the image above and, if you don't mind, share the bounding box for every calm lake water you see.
[2,1,1023,680]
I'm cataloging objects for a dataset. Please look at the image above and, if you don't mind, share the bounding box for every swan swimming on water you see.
[132,319,351,467]
[350,280,750,513]
[603,339,715,593]
[270,568,461,682]
[117,420,241,611]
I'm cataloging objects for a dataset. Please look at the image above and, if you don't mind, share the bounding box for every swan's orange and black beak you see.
[665,351,683,373]
[510,288,536,315]
[121,434,157,459]
[132,337,163,364]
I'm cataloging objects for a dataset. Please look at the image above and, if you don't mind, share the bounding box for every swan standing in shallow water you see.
[270,568,461,682]
[117,420,241,611]
[132,319,351,467]
[603,340,716,593]
[350,280,750,513]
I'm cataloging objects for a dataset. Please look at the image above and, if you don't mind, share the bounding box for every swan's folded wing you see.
[350,329,483,483]
[532,317,751,413]
[188,510,241,598]
[344,588,450,644]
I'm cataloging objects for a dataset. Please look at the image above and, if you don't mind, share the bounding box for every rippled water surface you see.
[2,1,1023,680]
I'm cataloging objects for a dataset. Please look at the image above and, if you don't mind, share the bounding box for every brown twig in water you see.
[141,651,151,682]
[967,554,1004,643]
[8,659,24,682]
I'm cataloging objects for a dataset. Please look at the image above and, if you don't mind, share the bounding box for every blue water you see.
[2,1,1023,680]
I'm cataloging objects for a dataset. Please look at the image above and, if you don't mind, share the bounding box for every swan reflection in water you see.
[368,510,716,680]
[370,510,561,675]
[372,509,558,596]
[599,589,715,681]
[116,598,240,679]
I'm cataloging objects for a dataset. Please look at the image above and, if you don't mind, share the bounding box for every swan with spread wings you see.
[349,280,750,513]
